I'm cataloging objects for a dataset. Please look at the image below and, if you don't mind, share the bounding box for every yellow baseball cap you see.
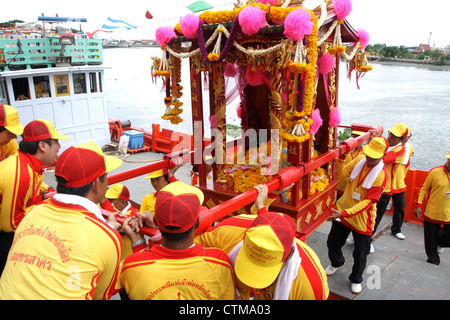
[106,183,130,201]
[22,119,70,142]
[145,168,169,179]
[362,136,388,159]
[0,104,24,135]
[235,212,296,289]
[55,141,122,188]
[388,123,408,138]
[446,152,450,159]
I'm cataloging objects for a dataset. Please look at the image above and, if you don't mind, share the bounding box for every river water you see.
[103,47,450,171]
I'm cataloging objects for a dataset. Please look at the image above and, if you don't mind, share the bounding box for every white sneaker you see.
[437,246,444,254]
[351,283,362,294]
[394,232,406,240]
[370,243,375,254]
[325,265,338,276]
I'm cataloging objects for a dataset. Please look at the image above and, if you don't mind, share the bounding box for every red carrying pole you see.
[194,125,382,234]
[107,149,193,185]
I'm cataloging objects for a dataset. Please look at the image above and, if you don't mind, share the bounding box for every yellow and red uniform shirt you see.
[395,143,413,192]
[416,165,450,224]
[0,152,45,232]
[0,196,122,300]
[139,192,157,213]
[121,244,235,300]
[336,149,363,194]
[337,156,388,235]
[382,144,406,194]
[0,139,18,162]
[195,214,329,300]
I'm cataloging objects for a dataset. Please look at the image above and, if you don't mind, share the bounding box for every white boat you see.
[0,18,110,151]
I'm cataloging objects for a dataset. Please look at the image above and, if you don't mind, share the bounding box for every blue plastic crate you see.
[123,130,144,149]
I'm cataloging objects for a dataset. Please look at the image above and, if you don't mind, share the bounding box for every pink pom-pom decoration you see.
[329,107,341,127]
[317,54,335,75]
[155,26,176,46]
[333,0,352,21]
[224,63,238,77]
[283,9,314,41]
[310,109,323,135]
[357,28,370,49]
[180,13,200,39]
[238,5,267,35]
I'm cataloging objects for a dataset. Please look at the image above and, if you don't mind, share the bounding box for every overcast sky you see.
[1,0,449,47]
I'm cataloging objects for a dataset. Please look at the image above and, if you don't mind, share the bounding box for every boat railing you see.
[0,37,103,70]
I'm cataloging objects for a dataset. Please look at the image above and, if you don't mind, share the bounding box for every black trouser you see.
[423,220,450,265]
[0,231,14,276]
[391,192,405,234]
[327,220,371,284]
[373,193,405,236]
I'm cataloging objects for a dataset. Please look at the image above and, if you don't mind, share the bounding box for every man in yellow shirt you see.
[372,123,408,244]
[195,186,329,300]
[414,152,450,265]
[336,130,364,200]
[0,141,123,299]
[390,125,413,238]
[0,104,24,162]
[0,119,69,275]
[138,159,183,228]
[120,181,236,300]
[326,137,388,294]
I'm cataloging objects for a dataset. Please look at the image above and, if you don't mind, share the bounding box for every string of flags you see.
[95,1,215,37]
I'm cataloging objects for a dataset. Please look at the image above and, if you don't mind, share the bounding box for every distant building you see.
[412,44,431,54]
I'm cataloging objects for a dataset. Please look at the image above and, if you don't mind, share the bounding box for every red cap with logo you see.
[154,181,204,233]
[55,141,122,188]
[22,119,69,142]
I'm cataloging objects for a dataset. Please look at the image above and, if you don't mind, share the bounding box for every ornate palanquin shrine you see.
[150,0,376,239]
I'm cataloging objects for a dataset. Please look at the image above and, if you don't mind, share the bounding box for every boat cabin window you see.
[73,73,87,94]
[89,72,102,93]
[12,77,30,101]
[53,74,70,97]
[33,76,51,98]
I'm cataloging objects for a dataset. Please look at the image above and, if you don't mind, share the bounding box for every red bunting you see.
[145,10,153,19]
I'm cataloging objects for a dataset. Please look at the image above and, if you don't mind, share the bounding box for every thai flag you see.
[101,17,137,30]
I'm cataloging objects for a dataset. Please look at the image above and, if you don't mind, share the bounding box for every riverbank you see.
[369,58,450,70]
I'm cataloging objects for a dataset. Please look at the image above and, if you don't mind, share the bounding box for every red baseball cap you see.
[235,212,296,289]
[55,141,122,188]
[154,181,204,233]
[22,119,69,142]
